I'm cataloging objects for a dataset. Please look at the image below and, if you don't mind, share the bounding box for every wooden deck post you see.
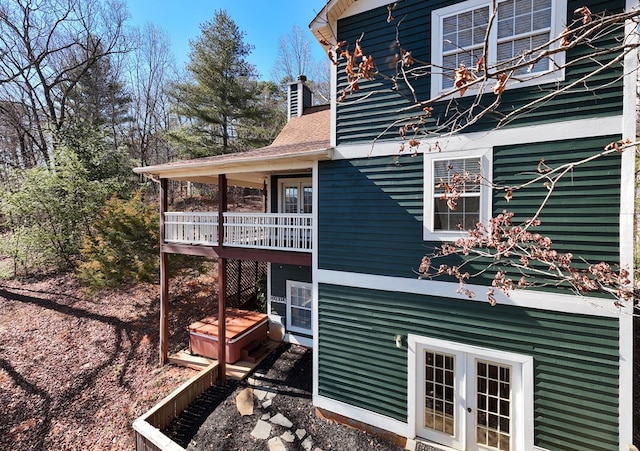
[263,180,267,213]
[217,174,227,381]
[159,178,169,366]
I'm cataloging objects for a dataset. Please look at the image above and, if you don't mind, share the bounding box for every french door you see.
[409,336,533,451]
[280,179,312,214]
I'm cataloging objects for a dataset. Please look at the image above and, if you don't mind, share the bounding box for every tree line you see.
[0,0,328,280]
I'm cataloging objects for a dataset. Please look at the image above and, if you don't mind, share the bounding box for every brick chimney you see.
[288,75,313,120]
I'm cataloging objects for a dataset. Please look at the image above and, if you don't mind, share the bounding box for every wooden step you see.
[168,350,215,370]
[241,340,267,364]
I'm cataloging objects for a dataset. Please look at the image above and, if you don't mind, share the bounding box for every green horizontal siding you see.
[270,264,312,298]
[493,135,621,264]
[317,283,620,450]
[336,1,430,144]
[319,134,621,286]
[318,154,425,276]
[335,0,625,145]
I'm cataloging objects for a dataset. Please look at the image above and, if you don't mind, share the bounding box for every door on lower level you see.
[412,337,532,451]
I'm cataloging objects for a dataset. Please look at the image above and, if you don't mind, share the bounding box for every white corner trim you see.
[619,3,637,446]
[316,269,624,318]
[619,311,635,450]
[313,394,409,438]
[312,159,320,398]
[332,116,623,160]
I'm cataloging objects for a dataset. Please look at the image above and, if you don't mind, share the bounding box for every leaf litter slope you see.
[0,270,215,450]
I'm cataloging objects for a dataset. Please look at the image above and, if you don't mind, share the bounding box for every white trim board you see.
[617,2,637,447]
[283,333,313,348]
[332,116,623,160]
[312,394,408,438]
[316,269,625,318]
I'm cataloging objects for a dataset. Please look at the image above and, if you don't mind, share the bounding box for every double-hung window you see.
[424,149,492,241]
[431,0,566,95]
[286,280,312,335]
[433,157,482,231]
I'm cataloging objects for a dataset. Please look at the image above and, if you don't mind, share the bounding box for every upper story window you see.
[280,178,312,214]
[424,149,492,241]
[433,157,482,231]
[432,0,566,95]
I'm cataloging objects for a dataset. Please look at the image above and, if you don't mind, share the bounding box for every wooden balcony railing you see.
[163,212,312,252]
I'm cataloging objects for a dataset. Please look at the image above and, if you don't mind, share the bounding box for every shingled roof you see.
[134,105,332,187]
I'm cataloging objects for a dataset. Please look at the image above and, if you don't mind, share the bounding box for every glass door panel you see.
[424,350,456,435]
[472,360,512,451]
[283,185,299,213]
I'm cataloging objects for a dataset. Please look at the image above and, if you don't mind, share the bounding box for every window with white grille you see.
[424,149,492,241]
[286,280,312,335]
[432,0,566,95]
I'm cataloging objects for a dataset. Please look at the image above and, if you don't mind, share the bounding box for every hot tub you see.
[188,308,268,364]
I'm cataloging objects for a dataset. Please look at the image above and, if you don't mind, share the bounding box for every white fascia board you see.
[332,116,623,160]
[134,148,332,175]
[316,269,625,318]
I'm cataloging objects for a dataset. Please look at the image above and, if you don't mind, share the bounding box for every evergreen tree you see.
[168,10,266,158]
[59,50,132,182]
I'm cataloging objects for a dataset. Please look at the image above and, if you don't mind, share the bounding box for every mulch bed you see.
[0,267,216,450]
[167,343,405,451]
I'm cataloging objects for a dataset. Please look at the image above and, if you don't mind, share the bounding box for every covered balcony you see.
[133,99,330,377]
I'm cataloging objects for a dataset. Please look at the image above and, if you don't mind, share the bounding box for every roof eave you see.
[309,0,356,44]
[133,147,333,181]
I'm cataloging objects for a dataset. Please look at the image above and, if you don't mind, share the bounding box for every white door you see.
[410,336,533,451]
[280,179,312,214]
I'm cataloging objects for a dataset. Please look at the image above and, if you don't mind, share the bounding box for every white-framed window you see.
[423,149,492,241]
[408,335,534,451]
[431,0,566,96]
[279,178,312,214]
[286,280,312,335]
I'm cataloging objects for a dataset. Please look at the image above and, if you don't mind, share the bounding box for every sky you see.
[126,0,329,80]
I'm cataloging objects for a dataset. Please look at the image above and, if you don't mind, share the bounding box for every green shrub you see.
[78,192,159,289]
[0,149,109,275]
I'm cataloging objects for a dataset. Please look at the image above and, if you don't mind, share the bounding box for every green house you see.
[136,0,637,449]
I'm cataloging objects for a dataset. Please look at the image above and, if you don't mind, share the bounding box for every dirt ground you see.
[0,265,217,450]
